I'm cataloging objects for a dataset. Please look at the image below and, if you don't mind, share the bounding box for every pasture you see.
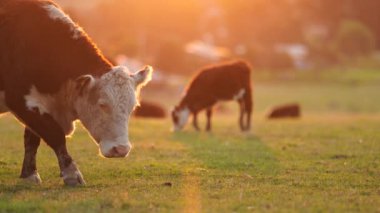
[0,70,380,212]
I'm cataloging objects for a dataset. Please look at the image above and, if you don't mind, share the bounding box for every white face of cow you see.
[171,106,190,131]
[75,66,153,158]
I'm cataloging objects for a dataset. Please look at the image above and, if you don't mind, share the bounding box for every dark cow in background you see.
[171,60,253,131]
[267,103,301,119]
[134,100,166,118]
[0,0,153,185]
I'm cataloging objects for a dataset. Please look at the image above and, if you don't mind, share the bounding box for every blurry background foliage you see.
[59,0,379,76]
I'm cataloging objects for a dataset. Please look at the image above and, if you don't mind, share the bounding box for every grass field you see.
[0,70,380,212]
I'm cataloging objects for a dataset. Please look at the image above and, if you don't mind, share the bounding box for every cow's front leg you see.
[192,112,200,131]
[55,144,85,186]
[238,100,246,131]
[7,98,85,186]
[20,128,42,184]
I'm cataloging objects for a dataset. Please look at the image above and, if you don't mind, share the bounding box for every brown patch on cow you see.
[267,103,301,119]
[0,0,112,94]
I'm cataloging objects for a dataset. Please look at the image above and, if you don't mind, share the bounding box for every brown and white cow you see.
[0,0,153,186]
[171,60,253,132]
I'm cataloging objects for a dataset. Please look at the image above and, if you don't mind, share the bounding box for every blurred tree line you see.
[64,0,380,74]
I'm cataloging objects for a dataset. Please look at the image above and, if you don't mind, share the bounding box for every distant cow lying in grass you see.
[171,60,253,131]
[0,0,152,186]
[134,100,166,118]
[267,103,301,119]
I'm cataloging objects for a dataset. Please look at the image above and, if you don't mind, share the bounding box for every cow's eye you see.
[99,102,110,113]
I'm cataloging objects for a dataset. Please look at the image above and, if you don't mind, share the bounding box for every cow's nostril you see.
[103,145,130,158]
[115,145,129,156]
[111,147,119,155]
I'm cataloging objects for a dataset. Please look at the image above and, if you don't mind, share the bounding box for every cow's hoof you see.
[22,172,42,184]
[63,170,86,186]
[62,163,86,186]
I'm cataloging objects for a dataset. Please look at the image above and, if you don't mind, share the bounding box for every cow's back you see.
[185,61,251,103]
[0,0,19,91]
[0,0,111,95]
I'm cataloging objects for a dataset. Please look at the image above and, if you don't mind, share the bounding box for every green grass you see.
[0,69,380,212]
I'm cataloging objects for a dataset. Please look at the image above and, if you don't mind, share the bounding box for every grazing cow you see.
[134,100,166,118]
[267,103,301,119]
[0,0,153,186]
[171,60,253,131]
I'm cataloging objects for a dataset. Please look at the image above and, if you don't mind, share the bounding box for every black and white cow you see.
[0,0,153,186]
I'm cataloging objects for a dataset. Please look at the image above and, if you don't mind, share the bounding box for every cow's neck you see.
[48,80,82,136]
[179,98,198,113]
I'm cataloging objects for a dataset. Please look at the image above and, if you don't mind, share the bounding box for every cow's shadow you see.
[0,180,96,193]
[171,129,279,176]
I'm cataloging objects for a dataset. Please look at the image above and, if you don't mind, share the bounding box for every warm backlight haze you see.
[56,0,380,75]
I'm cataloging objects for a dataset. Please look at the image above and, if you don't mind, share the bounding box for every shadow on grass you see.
[171,131,279,176]
[0,183,35,193]
[0,181,90,194]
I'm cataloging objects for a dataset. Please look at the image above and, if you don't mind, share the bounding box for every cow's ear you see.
[132,65,153,88]
[76,74,95,95]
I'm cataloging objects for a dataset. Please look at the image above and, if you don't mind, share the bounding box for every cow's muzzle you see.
[103,145,131,158]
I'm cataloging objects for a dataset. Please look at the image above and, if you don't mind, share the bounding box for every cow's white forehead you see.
[101,66,131,82]
[101,67,134,94]
[42,4,84,39]
[99,66,137,113]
